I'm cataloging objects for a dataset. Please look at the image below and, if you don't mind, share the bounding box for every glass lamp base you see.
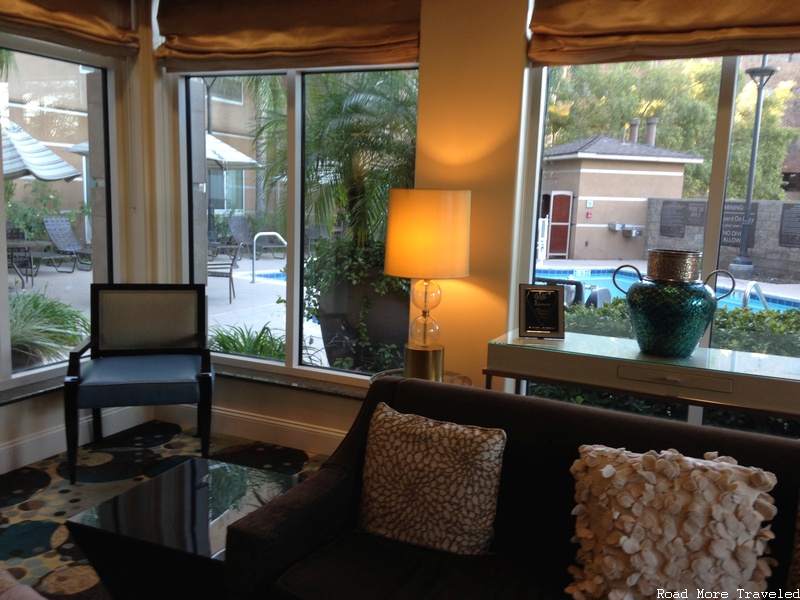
[403,344,444,381]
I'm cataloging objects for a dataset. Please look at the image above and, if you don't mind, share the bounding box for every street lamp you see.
[730,55,780,277]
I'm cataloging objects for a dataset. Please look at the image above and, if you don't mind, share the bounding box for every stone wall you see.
[644,198,800,280]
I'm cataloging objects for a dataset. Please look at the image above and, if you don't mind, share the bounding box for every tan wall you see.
[543,158,689,260]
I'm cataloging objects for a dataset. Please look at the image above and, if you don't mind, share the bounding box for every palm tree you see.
[252,69,419,371]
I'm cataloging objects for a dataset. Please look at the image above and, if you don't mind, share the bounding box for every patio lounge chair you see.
[227,214,286,260]
[43,216,92,271]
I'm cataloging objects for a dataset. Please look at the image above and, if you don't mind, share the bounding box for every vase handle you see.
[704,269,736,300]
[612,264,642,295]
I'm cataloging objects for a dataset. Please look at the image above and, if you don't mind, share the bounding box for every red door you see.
[547,191,572,258]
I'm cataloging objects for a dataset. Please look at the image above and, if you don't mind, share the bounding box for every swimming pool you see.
[255,271,287,282]
[257,267,799,312]
[535,267,800,312]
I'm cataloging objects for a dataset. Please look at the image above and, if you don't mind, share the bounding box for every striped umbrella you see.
[2,120,81,181]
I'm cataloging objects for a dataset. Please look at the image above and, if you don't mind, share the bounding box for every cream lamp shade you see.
[384,188,471,381]
[384,189,471,279]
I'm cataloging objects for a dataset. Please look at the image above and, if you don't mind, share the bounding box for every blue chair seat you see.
[77,355,210,408]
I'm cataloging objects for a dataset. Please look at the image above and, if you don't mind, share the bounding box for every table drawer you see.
[617,365,734,394]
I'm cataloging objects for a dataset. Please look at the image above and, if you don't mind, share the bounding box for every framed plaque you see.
[519,284,565,339]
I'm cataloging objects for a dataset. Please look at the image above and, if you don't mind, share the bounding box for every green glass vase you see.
[613,250,734,358]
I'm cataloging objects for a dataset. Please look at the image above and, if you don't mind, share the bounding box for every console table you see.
[484,331,800,420]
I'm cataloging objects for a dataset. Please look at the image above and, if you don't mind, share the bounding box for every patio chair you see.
[63,283,214,484]
[227,214,287,260]
[43,216,92,271]
[6,225,34,288]
[207,242,243,303]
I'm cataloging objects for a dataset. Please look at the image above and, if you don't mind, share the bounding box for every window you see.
[535,55,800,355]
[528,54,800,432]
[1,48,110,377]
[210,78,244,105]
[188,69,418,377]
[208,169,244,212]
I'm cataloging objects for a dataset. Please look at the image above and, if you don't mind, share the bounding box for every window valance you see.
[155,0,421,72]
[528,0,800,66]
[0,0,138,56]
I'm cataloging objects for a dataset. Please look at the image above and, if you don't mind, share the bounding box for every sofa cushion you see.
[567,444,778,599]
[272,531,562,600]
[358,402,507,555]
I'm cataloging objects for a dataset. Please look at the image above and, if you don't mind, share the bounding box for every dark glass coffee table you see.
[67,457,297,599]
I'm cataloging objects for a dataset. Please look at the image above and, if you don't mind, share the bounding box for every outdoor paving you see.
[7,252,304,342]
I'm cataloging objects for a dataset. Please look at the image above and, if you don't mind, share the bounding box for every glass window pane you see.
[713,53,800,358]
[538,59,723,340]
[2,49,104,373]
[191,75,289,362]
[301,70,417,374]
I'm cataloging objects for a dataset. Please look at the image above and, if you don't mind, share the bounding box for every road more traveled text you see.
[657,590,800,598]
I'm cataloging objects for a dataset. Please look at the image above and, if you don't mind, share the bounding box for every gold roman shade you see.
[155,0,421,72]
[0,0,138,56]
[528,0,800,66]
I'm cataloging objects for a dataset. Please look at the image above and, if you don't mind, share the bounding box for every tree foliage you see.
[252,70,418,247]
[547,59,798,200]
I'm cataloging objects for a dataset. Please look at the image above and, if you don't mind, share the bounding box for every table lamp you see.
[384,188,471,381]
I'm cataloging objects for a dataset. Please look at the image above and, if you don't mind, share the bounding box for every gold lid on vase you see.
[646,249,703,283]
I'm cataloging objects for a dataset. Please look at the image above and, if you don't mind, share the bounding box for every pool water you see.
[258,268,798,312]
[536,268,799,313]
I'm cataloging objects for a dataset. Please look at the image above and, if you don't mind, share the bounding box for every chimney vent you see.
[628,118,640,143]
[646,116,659,146]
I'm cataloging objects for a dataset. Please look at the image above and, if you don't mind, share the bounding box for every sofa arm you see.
[225,464,359,599]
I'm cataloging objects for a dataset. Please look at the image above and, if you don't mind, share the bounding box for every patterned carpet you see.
[0,420,326,599]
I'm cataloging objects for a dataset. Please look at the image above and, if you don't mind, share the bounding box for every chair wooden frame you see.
[64,283,214,483]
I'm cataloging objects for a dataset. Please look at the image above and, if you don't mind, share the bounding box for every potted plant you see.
[256,70,418,372]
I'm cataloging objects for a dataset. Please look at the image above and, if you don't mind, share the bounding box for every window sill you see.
[0,369,65,407]
[0,359,370,408]
[213,363,369,401]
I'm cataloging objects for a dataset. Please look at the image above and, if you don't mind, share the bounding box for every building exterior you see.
[541,119,703,260]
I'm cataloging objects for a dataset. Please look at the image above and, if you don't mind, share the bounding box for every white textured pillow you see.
[567,444,778,599]
[358,402,507,555]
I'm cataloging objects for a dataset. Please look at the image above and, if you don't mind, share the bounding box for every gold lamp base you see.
[403,344,444,381]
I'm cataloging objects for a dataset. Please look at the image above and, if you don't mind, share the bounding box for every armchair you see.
[64,283,214,484]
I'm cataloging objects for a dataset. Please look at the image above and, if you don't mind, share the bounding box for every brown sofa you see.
[225,377,800,599]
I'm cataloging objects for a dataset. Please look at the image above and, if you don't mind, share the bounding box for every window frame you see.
[521,57,741,342]
[182,67,423,390]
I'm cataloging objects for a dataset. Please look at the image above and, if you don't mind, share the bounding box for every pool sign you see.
[721,201,757,248]
[779,203,800,248]
[659,200,707,237]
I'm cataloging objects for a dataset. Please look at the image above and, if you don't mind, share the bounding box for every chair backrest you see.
[227,214,252,245]
[90,283,207,356]
[44,216,85,252]
[6,225,25,242]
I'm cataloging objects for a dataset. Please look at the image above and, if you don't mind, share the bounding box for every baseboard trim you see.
[155,404,347,456]
[0,406,151,475]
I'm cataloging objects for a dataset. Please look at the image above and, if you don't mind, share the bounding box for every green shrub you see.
[9,289,89,368]
[209,323,286,360]
[5,180,64,240]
